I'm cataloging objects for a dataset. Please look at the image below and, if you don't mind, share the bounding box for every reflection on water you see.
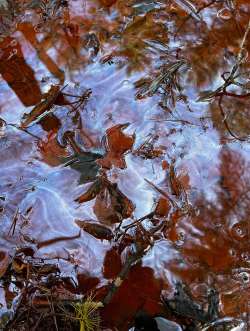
[0,0,250,329]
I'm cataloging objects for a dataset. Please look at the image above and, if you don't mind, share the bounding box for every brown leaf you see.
[75,220,113,240]
[0,37,42,107]
[169,162,182,197]
[75,179,102,203]
[77,273,100,294]
[155,197,171,217]
[21,85,62,128]
[98,123,135,169]
[94,180,134,224]
[38,132,68,166]
[100,265,162,329]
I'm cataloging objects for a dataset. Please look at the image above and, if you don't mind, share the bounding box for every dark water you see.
[0,0,249,330]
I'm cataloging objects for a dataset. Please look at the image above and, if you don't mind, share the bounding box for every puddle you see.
[0,0,249,330]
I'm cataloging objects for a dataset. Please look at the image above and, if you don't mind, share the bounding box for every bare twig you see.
[122,212,155,231]
[198,17,250,103]
[8,208,19,236]
[144,178,178,207]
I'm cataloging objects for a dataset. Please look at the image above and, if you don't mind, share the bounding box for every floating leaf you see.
[0,37,42,106]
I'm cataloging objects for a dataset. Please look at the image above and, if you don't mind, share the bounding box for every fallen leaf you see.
[155,197,171,217]
[0,37,42,106]
[103,248,122,279]
[77,273,100,294]
[75,178,102,203]
[75,220,113,240]
[94,180,135,224]
[98,123,135,169]
[63,151,102,184]
[38,132,68,166]
[169,162,182,197]
[21,85,62,128]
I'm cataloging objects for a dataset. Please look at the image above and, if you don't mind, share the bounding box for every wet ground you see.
[0,0,249,330]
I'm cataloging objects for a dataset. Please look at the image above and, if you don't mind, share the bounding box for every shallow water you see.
[0,0,249,329]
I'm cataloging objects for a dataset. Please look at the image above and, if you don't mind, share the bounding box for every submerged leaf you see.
[21,85,62,128]
[63,152,102,184]
[155,197,171,217]
[75,176,134,224]
[169,162,182,197]
[75,220,113,240]
[75,179,102,203]
[93,178,135,224]
[98,123,135,169]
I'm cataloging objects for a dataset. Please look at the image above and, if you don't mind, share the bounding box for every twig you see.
[102,220,164,306]
[122,212,155,231]
[218,93,247,142]
[238,18,250,63]
[37,231,81,249]
[198,17,250,103]
[7,123,41,140]
[49,295,59,331]
[215,91,250,99]
[8,208,19,236]
[144,178,178,208]
[33,313,45,331]
[175,0,216,38]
